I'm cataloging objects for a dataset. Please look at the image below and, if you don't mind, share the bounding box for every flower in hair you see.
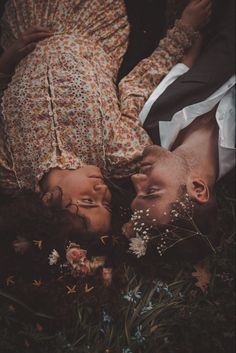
[65,243,106,276]
[66,243,87,265]
[66,243,90,274]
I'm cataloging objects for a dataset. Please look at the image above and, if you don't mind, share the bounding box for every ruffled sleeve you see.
[118,20,198,122]
[107,21,198,178]
[0,72,18,194]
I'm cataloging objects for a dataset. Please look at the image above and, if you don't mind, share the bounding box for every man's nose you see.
[131,173,148,193]
[93,183,109,195]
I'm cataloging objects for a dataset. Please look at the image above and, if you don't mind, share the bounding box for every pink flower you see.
[12,237,31,255]
[66,244,87,266]
[122,221,136,239]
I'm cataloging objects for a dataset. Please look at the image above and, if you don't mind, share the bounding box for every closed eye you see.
[147,187,159,194]
[82,198,94,203]
[141,194,160,200]
[77,201,111,213]
[139,164,152,174]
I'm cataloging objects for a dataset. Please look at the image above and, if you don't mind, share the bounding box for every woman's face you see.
[47,166,112,234]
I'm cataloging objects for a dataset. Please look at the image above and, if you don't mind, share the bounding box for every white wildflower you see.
[48,249,60,265]
[129,237,147,258]
[141,301,153,314]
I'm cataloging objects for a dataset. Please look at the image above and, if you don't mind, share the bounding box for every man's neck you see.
[171,108,219,185]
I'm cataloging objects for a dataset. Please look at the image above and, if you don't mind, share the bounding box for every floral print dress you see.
[0,0,197,194]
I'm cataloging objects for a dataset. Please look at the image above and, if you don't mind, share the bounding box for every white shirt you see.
[139,64,236,179]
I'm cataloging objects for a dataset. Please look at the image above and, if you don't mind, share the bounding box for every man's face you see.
[131,146,189,225]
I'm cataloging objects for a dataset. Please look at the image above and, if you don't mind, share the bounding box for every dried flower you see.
[32,279,42,287]
[122,221,136,239]
[85,283,94,293]
[33,240,43,250]
[102,268,112,287]
[66,243,87,266]
[6,276,15,286]
[65,243,108,277]
[12,237,31,255]
[65,243,91,274]
[90,256,106,271]
[100,235,109,245]
[66,285,77,294]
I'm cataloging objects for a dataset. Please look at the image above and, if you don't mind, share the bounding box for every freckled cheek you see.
[93,212,111,229]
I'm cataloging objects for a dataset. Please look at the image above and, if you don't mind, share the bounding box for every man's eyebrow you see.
[139,194,160,200]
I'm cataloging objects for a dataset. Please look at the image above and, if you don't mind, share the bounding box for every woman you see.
[0,0,212,237]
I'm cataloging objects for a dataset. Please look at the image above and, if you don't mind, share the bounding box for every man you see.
[128,0,235,260]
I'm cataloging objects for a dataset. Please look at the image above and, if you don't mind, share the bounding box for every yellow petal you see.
[32,279,42,287]
[85,283,94,293]
[66,285,77,294]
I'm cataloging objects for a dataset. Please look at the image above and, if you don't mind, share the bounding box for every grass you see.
[0,173,235,353]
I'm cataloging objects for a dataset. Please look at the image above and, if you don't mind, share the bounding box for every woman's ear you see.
[41,187,63,207]
[187,178,210,204]
[41,191,53,206]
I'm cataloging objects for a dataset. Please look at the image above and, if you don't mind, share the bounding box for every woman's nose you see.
[131,173,148,192]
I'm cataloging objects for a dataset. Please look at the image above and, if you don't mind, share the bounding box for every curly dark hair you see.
[0,188,112,252]
[0,188,131,325]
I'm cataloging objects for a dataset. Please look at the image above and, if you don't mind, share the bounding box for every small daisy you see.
[129,237,147,258]
[48,249,60,265]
